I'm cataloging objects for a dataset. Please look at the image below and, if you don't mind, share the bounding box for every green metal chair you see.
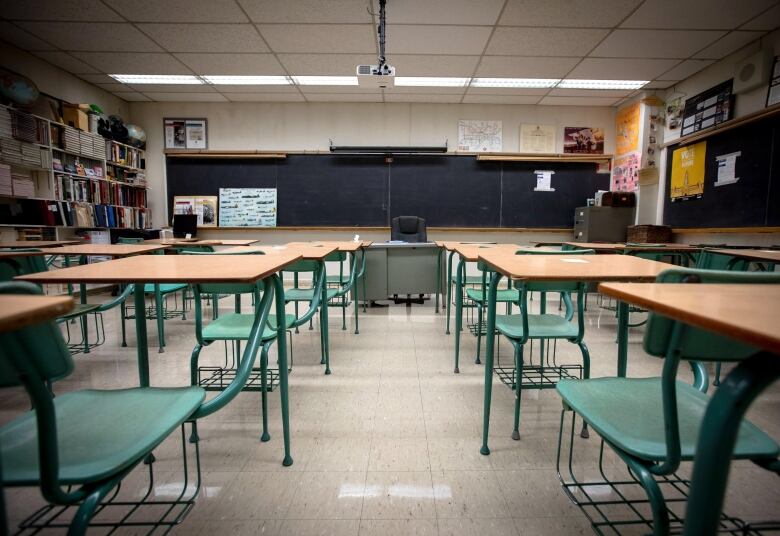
[0,281,206,535]
[494,248,594,440]
[555,268,780,535]
[326,249,366,334]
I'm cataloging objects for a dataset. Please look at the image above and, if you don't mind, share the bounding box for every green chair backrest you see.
[179,249,266,295]
[0,281,73,388]
[284,259,320,272]
[0,249,48,281]
[176,245,215,253]
[324,251,347,262]
[644,268,780,362]
[117,237,144,244]
[695,249,748,271]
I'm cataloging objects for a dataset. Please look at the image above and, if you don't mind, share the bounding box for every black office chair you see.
[391,216,427,243]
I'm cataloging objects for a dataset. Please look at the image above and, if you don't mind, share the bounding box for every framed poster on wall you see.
[164,118,208,150]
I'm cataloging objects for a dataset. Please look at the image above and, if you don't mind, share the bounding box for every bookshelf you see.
[0,103,151,239]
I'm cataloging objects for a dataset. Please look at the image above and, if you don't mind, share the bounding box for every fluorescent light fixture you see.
[395,77,469,87]
[109,74,202,84]
[557,79,648,90]
[203,75,291,85]
[471,78,560,88]
[292,76,358,86]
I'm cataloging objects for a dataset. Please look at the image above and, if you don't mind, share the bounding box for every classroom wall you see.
[0,42,128,118]
[129,101,616,239]
[657,28,780,245]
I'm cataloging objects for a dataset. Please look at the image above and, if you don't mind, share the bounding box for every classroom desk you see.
[0,294,74,332]
[0,240,83,248]
[599,282,780,536]
[214,239,261,246]
[476,251,670,456]
[18,252,302,465]
[562,241,626,252]
[144,238,223,247]
[708,248,780,266]
[364,242,441,305]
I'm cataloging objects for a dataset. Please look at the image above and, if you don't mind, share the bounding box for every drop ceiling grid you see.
[0,0,776,103]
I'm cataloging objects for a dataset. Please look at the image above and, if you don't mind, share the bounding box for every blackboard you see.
[166,154,607,228]
[663,113,778,228]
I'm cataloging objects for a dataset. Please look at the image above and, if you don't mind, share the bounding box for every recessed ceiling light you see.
[395,77,470,87]
[292,76,358,86]
[203,75,291,85]
[471,78,560,88]
[557,79,648,90]
[109,74,202,84]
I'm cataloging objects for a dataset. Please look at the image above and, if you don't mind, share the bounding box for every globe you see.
[126,123,147,148]
[0,70,40,105]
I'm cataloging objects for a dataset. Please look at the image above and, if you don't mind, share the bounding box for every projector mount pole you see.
[377,0,387,73]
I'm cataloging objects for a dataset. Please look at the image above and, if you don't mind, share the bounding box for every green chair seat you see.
[143,283,188,294]
[557,377,778,462]
[56,302,102,321]
[495,313,579,339]
[0,387,205,486]
[452,275,484,285]
[268,313,297,331]
[465,288,519,303]
[285,287,338,302]
[326,274,350,284]
[201,313,277,341]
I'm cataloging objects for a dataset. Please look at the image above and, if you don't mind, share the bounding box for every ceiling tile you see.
[466,87,549,96]
[95,82,132,92]
[298,86,375,93]
[643,80,678,88]
[257,24,375,53]
[567,58,679,79]
[216,84,300,93]
[113,91,151,101]
[591,29,725,58]
[384,86,466,95]
[18,22,162,52]
[487,27,609,56]
[693,31,765,59]
[0,22,56,50]
[656,59,715,80]
[126,83,218,93]
[621,0,778,29]
[0,0,124,21]
[304,92,383,102]
[137,24,269,53]
[277,53,376,75]
[390,55,480,77]
[384,0,505,25]
[33,51,100,73]
[142,92,229,101]
[78,74,122,84]
[383,93,464,103]
[386,25,493,55]
[538,95,620,106]
[547,88,632,97]
[226,92,306,101]
[175,53,285,75]
[740,4,780,29]
[500,0,643,27]
[475,56,580,78]
[104,0,249,22]
[462,94,542,104]
[238,0,372,23]
[71,52,192,74]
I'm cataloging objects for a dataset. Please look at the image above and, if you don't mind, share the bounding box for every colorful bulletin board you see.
[615,102,640,155]
[670,141,707,202]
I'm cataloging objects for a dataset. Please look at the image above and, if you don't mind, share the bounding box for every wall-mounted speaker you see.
[733,49,772,94]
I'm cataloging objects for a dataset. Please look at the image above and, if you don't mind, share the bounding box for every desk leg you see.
[445,251,455,334]
[154,283,165,353]
[683,352,779,536]
[353,252,360,335]
[78,256,89,354]
[272,274,294,466]
[133,282,150,387]
[480,272,501,456]
[617,301,629,377]
[320,262,331,375]
[435,248,442,313]
[454,258,465,373]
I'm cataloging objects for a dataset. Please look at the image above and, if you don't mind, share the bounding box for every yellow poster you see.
[670,141,707,201]
[615,102,640,155]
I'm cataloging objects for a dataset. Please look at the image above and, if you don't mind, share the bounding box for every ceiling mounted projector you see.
[357,64,395,88]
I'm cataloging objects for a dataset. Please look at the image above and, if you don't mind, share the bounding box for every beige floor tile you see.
[285,471,366,520]
[279,519,360,535]
[358,518,438,535]
[361,471,437,520]
[368,438,431,471]
[432,470,510,519]
[437,517,518,536]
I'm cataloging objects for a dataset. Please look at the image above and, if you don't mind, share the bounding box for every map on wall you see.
[219,188,277,227]
[458,120,502,152]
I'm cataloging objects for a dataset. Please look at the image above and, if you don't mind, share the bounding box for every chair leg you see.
[189,343,203,444]
[294,301,300,333]
[260,343,271,442]
[512,342,523,440]
[714,362,721,386]
[624,456,670,536]
[341,299,346,330]
[155,288,165,353]
[80,315,89,354]
[67,482,115,536]
[287,330,294,371]
[475,305,482,364]
[120,300,127,347]
[578,340,591,439]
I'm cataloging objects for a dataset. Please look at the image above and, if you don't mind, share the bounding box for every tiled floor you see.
[1,290,778,535]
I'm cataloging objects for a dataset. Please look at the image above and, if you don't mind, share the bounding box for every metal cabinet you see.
[572,206,635,243]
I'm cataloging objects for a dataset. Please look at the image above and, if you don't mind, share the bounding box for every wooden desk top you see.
[438,241,503,250]
[708,249,780,263]
[17,252,302,284]
[478,250,670,281]
[0,249,55,258]
[214,239,261,246]
[599,283,780,355]
[286,241,364,252]
[562,242,625,252]
[452,243,524,261]
[218,244,338,260]
[622,243,701,253]
[0,240,83,248]
[38,244,169,257]
[0,295,74,332]
[145,238,222,247]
